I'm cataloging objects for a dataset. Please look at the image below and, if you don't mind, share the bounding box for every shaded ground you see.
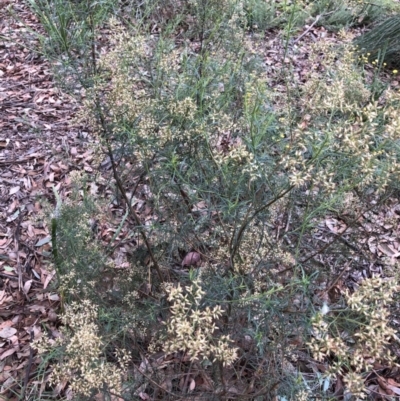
[0,2,90,397]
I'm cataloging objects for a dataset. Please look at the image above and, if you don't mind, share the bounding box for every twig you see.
[293,11,335,44]
[300,194,391,264]
[230,185,294,263]
[293,15,321,44]
[181,361,193,394]
[14,210,24,292]
[105,158,156,257]
[105,141,164,283]
[2,77,48,90]
[325,260,352,296]
[0,272,19,280]
[132,363,182,399]
[0,154,41,167]
[20,330,35,400]
[91,88,164,282]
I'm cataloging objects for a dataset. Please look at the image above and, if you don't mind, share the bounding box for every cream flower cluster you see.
[164,279,238,366]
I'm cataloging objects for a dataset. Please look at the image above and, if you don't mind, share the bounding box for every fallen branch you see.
[293,11,334,44]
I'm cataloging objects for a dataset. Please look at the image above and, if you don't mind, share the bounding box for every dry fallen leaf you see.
[23,279,32,294]
[0,347,16,360]
[378,243,400,258]
[0,327,17,339]
[182,252,201,267]
[9,186,20,195]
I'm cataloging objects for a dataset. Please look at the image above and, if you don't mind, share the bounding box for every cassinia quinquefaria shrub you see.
[308,276,399,399]
[34,300,129,396]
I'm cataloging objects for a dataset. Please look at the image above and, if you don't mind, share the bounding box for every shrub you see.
[26,0,400,399]
[308,276,399,399]
[34,300,127,398]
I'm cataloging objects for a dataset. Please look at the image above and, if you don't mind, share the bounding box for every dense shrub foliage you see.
[26,0,400,399]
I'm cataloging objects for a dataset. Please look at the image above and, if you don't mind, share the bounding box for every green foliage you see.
[243,0,309,31]
[311,0,393,30]
[355,15,400,67]
[26,0,400,399]
[26,0,117,90]
[50,188,108,301]
[241,0,397,33]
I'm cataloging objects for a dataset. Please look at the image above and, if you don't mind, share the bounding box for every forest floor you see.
[0,1,92,397]
[1,0,400,399]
